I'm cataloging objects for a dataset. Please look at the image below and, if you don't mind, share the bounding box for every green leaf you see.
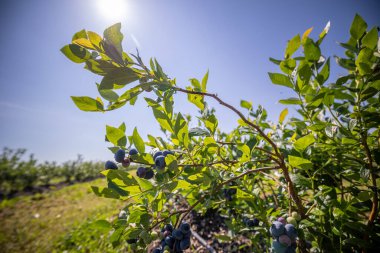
[294,134,315,153]
[165,154,178,171]
[153,109,173,133]
[103,23,123,56]
[132,127,145,153]
[119,122,126,132]
[279,98,302,105]
[317,21,331,45]
[201,70,209,91]
[71,96,104,112]
[118,85,145,102]
[87,31,102,49]
[334,56,356,70]
[96,84,119,102]
[85,59,118,76]
[91,220,112,232]
[268,73,293,88]
[240,100,252,110]
[304,38,321,61]
[187,93,205,110]
[188,127,210,137]
[317,57,330,85]
[237,144,251,162]
[189,78,201,90]
[279,108,288,124]
[288,155,312,169]
[102,40,124,65]
[350,14,367,40]
[285,34,301,58]
[72,29,88,41]
[362,27,378,49]
[60,44,91,63]
[110,227,123,245]
[106,125,125,147]
[73,38,96,50]
[91,186,120,199]
[136,177,153,191]
[202,114,218,134]
[269,57,282,65]
[355,48,373,75]
[290,173,312,188]
[280,58,296,74]
[100,67,139,90]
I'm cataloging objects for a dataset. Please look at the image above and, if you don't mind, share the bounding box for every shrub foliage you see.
[61,14,380,252]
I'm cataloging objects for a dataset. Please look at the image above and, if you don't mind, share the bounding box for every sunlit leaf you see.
[132,127,145,153]
[71,96,104,112]
[268,73,293,88]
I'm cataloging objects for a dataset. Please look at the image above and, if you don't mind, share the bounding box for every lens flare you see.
[96,0,127,22]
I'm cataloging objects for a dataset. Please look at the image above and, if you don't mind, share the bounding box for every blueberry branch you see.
[173,87,306,218]
[177,166,280,225]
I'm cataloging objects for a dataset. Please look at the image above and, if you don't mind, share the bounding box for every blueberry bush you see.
[61,14,380,252]
[0,147,106,197]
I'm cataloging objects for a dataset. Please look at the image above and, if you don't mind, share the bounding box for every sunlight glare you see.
[96,0,127,22]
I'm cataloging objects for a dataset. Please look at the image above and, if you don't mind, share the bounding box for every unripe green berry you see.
[287,216,297,227]
[291,211,301,221]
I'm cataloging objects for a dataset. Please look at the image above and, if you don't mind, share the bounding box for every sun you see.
[96,0,128,22]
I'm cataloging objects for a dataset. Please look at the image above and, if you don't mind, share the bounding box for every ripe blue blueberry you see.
[155,155,166,170]
[114,149,125,163]
[136,167,147,178]
[252,218,259,226]
[284,224,297,240]
[129,148,138,155]
[105,160,118,170]
[180,237,191,250]
[152,249,161,253]
[164,224,173,232]
[271,240,287,253]
[175,241,182,252]
[172,229,183,240]
[164,236,175,248]
[179,222,191,234]
[270,221,285,237]
[153,151,163,160]
[144,169,154,179]
[278,234,291,246]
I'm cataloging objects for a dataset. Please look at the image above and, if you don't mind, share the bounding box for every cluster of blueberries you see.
[136,150,174,179]
[104,148,175,179]
[222,187,237,201]
[153,150,174,171]
[270,213,300,253]
[104,148,138,170]
[152,223,191,253]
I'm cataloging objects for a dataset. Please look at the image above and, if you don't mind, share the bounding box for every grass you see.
[0,178,125,253]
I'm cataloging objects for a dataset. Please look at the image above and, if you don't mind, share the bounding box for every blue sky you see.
[0,0,379,163]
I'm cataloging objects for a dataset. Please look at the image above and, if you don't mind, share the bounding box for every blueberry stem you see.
[190,229,216,253]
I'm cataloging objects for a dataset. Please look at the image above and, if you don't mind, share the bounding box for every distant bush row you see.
[0,147,114,197]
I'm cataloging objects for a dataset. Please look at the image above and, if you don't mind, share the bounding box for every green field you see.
[0,179,125,253]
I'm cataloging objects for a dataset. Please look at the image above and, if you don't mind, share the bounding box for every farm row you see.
[0,147,113,198]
